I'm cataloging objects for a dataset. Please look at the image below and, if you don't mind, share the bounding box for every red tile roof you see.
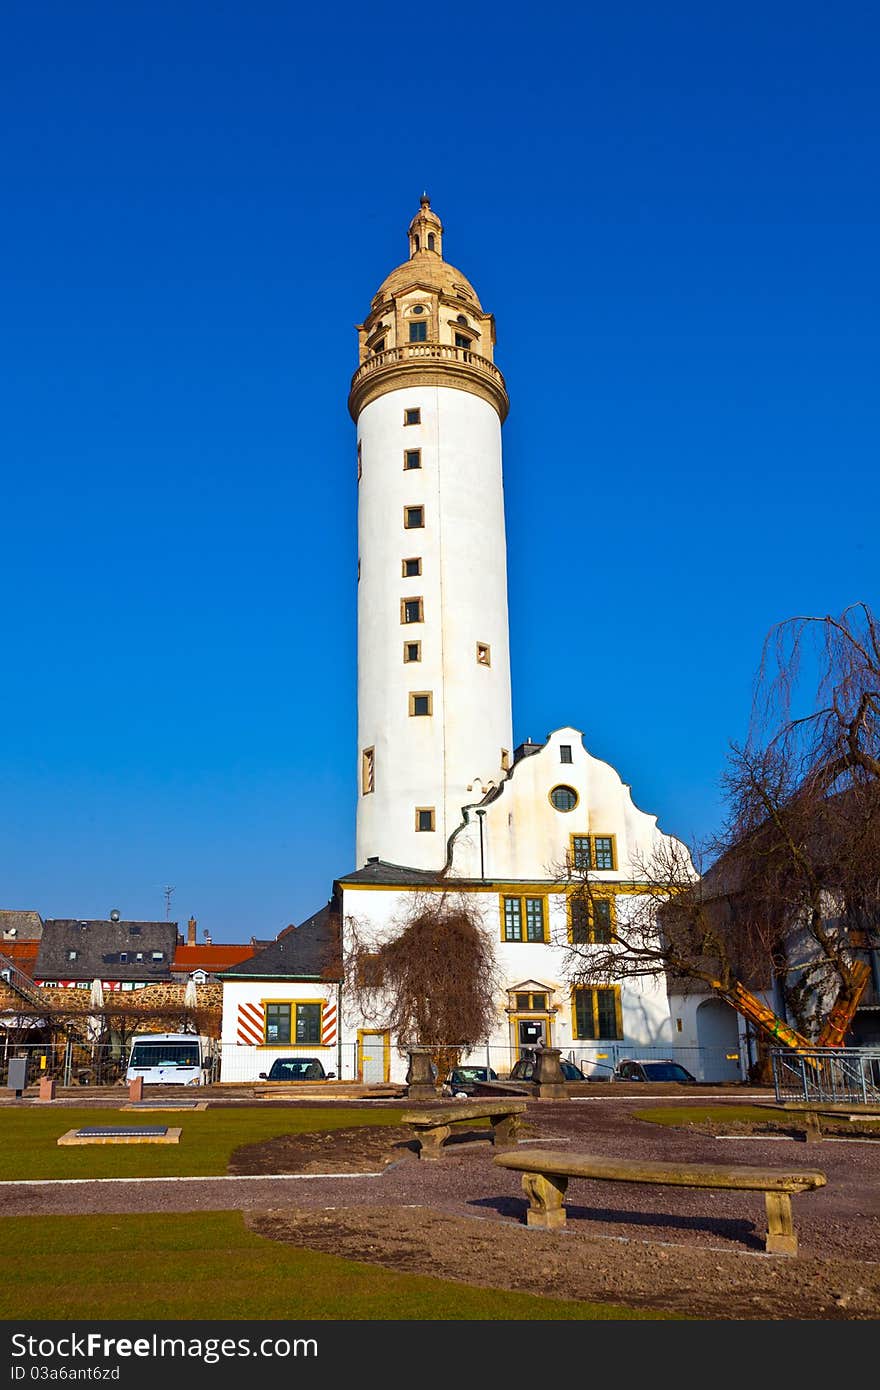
[172,944,256,971]
[0,940,40,977]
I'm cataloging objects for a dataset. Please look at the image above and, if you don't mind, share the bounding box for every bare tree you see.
[345,890,502,1078]
[559,605,880,1049]
[751,602,880,792]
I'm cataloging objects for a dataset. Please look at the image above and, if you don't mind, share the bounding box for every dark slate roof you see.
[334,859,552,889]
[513,738,545,762]
[336,859,448,887]
[220,904,342,981]
[0,910,44,941]
[35,920,179,982]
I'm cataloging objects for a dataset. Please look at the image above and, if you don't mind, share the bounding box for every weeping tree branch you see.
[344,891,502,1077]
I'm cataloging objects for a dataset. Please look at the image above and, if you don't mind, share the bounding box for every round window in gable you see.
[412,304,425,314]
[456,314,468,325]
[549,785,578,812]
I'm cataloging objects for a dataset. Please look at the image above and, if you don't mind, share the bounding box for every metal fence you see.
[0,1041,127,1088]
[217,1040,745,1085]
[438,1042,745,1084]
[218,1043,359,1084]
[0,1037,747,1088]
[771,1047,880,1104]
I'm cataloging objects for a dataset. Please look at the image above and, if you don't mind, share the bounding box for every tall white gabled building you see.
[350,196,513,870]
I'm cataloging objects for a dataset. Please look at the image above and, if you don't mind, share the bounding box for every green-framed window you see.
[572,836,591,871]
[569,833,616,872]
[594,836,615,870]
[572,986,622,1040]
[502,895,546,943]
[264,1002,322,1046]
[265,1003,291,1045]
[569,896,614,944]
[295,1003,321,1045]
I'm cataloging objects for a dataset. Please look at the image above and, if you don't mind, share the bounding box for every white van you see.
[125,1032,213,1086]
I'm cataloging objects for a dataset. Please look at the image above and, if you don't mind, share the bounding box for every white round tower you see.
[350,196,513,870]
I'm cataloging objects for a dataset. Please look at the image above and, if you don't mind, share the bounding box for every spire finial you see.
[420,191,430,207]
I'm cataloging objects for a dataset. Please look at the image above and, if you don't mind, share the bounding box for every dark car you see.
[447,1065,499,1094]
[508,1055,589,1083]
[258,1057,335,1081]
[611,1059,697,1084]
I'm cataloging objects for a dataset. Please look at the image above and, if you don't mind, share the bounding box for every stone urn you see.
[405,1046,438,1101]
[532,1046,569,1100]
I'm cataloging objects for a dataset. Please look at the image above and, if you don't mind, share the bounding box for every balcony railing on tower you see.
[349,340,509,420]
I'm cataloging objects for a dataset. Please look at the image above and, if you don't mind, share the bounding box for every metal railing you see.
[350,341,506,391]
[771,1047,880,1103]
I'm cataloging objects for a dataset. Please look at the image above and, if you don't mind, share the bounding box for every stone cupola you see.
[348,196,509,422]
[408,192,443,259]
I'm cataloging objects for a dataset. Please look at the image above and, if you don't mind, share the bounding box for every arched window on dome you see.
[427,232,435,251]
[413,235,420,252]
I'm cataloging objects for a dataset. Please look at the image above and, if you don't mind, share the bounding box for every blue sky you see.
[2,3,878,939]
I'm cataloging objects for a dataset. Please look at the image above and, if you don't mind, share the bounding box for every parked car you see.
[446,1065,499,1094]
[258,1057,335,1081]
[611,1059,697,1084]
[508,1055,590,1083]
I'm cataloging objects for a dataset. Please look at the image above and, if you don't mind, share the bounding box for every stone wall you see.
[0,981,223,1036]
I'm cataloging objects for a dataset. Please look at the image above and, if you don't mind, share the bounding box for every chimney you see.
[187,916,197,946]
[203,930,212,946]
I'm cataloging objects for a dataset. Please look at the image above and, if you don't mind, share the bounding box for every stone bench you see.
[493,1148,826,1255]
[778,1100,880,1141]
[400,1099,528,1161]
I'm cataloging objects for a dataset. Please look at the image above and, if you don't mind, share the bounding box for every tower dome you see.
[349,196,508,422]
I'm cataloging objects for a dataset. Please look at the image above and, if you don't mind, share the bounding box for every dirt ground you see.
[230,1096,880,1321]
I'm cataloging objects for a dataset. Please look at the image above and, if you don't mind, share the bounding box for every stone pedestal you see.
[532,1047,569,1100]
[38,1077,56,1102]
[405,1047,438,1101]
[129,1077,144,1102]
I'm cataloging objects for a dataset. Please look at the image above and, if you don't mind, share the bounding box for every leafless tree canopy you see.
[345,892,500,1072]
[560,605,880,1040]
[751,602,880,793]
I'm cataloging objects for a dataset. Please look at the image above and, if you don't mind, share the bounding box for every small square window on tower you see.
[409,320,427,343]
[404,449,421,471]
[476,642,491,666]
[361,747,375,795]
[403,641,421,663]
[560,744,573,763]
[402,557,422,578]
[404,407,421,426]
[454,332,472,349]
[404,506,424,529]
[415,807,436,832]
[409,691,433,717]
[401,597,423,624]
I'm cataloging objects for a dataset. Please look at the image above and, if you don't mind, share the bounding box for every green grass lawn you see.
[632,1105,794,1128]
[0,1106,404,1180]
[0,1211,676,1320]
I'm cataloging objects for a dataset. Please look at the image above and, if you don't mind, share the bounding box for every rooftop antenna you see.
[162,885,176,921]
